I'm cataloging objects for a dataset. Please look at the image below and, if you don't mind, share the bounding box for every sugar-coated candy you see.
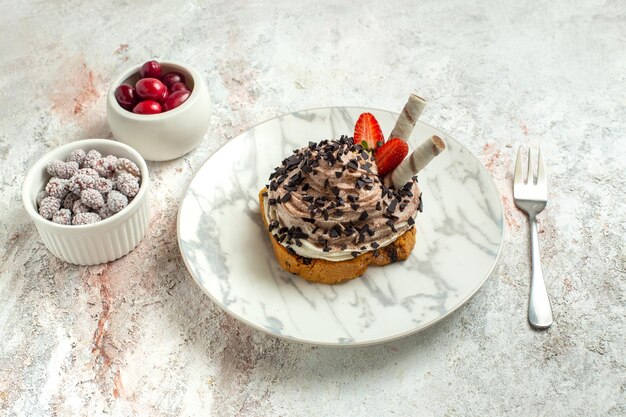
[52,209,72,225]
[94,155,118,178]
[116,158,141,177]
[81,189,105,209]
[66,149,86,166]
[72,212,101,225]
[78,168,99,178]
[98,206,113,219]
[63,193,80,209]
[39,196,61,220]
[38,149,141,225]
[82,150,102,169]
[94,177,113,195]
[47,160,79,179]
[68,174,96,194]
[36,191,48,207]
[45,177,69,199]
[72,199,91,214]
[116,172,140,198]
[106,190,128,213]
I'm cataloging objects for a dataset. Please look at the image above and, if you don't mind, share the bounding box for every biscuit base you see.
[259,188,416,285]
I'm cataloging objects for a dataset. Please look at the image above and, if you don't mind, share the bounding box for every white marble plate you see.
[177,107,504,346]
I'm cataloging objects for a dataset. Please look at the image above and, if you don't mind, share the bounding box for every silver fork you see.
[513,146,553,329]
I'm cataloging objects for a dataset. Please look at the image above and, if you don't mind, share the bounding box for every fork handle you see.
[528,215,553,329]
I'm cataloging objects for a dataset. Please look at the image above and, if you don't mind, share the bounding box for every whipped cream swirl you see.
[264,136,421,261]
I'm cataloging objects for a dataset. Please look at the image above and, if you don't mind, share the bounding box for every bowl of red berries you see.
[106,60,211,161]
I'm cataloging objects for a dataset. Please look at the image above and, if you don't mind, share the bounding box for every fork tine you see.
[514,146,524,186]
[527,147,533,184]
[536,145,547,188]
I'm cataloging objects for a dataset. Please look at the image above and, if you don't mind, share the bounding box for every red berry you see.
[162,72,185,88]
[162,90,190,111]
[140,60,162,79]
[169,82,189,93]
[374,138,409,176]
[135,78,168,102]
[114,84,137,111]
[133,100,162,114]
[354,113,385,152]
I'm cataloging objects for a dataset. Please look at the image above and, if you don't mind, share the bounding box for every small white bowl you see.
[106,60,212,161]
[22,139,150,265]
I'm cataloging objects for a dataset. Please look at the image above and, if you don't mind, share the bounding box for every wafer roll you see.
[390,135,446,188]
[389,94,427,141]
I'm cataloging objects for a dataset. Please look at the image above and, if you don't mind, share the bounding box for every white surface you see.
[178,108,504,345]
[1,0,624,415]
[22,139,150,265]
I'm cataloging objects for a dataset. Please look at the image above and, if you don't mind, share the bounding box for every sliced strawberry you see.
[354,113,384,152]
[375,138,409,177]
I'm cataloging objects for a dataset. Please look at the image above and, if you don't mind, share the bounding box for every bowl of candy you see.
[22,139,150,265]
[106,60,211,161]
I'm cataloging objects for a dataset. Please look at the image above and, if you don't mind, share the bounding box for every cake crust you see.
[259,188,416,284]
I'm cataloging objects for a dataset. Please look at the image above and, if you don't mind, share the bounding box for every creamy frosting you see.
[264,136,422,262]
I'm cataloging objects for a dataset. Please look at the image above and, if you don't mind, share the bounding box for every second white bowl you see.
[22,139,150,265]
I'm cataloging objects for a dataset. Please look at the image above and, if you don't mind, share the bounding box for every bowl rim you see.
[107,60,203,121]
[22,138,150,231]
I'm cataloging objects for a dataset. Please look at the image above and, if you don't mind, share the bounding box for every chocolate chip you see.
[387,199,398,213]
[323,246,331,252]
[359,211,368,221]
[376,202,382,211]
[408,217,415,226]
[351,251,359,258]
[389,247,398,263]
[302,257,312,265]
[281,193,292,203]
[371,242,380,249]
[268,198,277,205]
[302,217,315,223]
[335,171,343,178]
[331,186,340,196]
[385,219,397,232]
[347,195,358,203]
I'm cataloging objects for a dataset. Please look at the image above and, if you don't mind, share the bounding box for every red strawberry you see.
[375,138,409,176]
[354,113,384,152]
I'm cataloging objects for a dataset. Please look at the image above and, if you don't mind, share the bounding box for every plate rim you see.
[176,106,505,347]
